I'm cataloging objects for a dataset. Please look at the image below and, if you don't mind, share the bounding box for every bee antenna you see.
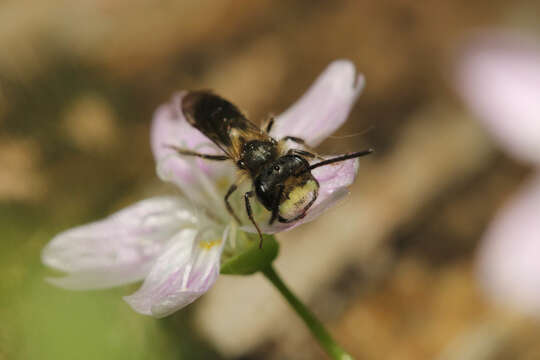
[308,149,374,171]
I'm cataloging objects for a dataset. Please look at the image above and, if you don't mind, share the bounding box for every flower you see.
[456,31,540,316]
[42,60,366,318]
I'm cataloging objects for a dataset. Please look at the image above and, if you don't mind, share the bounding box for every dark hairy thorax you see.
[240,140,278,175]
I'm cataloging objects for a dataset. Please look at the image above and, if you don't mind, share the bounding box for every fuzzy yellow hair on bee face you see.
[279,179,319,221]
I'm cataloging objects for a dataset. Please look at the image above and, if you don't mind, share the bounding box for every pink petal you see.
[42,197,196,289]
[123,228,225,318]
[251,158,359,233]
[456,31,540,164]
[151,92,230,186]
[271,60,365,147]
[477,173,540,316]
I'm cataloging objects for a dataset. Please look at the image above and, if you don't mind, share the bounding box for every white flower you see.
[42,60,366,318]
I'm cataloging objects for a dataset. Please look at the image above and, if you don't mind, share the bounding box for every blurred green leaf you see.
[220,234,279,275]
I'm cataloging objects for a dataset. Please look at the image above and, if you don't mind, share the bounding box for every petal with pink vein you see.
[123,228,225,318]
[42,197,195,290]
[271,60,365,147]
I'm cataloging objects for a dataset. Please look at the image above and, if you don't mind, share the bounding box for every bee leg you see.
[280,137,325,160]
[281,136,306,145]
[287,148,316,158]
[278,213,306,223]
[224,184,241,224]
[263,116,275,133]
[269,185,284,225]
[244,191,264,248]
[166,145,229,160]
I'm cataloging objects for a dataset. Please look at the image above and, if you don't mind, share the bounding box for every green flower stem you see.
[261,265,354,360]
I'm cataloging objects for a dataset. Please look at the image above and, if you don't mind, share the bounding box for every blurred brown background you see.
[2,1,540,359]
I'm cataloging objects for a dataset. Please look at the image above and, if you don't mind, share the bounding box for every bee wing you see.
[182,91,271,161]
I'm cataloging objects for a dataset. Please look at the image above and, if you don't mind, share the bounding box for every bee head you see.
[254,155,319,223]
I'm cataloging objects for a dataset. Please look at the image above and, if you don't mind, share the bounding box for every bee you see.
[168,91,373,247]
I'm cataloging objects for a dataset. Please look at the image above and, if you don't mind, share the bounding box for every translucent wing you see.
[182,91,270,160]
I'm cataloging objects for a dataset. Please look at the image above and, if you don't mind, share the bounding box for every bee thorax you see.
[241,140,278,173]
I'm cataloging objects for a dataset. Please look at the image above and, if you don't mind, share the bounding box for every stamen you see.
[199,239,222,250]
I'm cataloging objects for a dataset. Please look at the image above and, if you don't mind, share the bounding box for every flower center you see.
[198,239,222,250]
